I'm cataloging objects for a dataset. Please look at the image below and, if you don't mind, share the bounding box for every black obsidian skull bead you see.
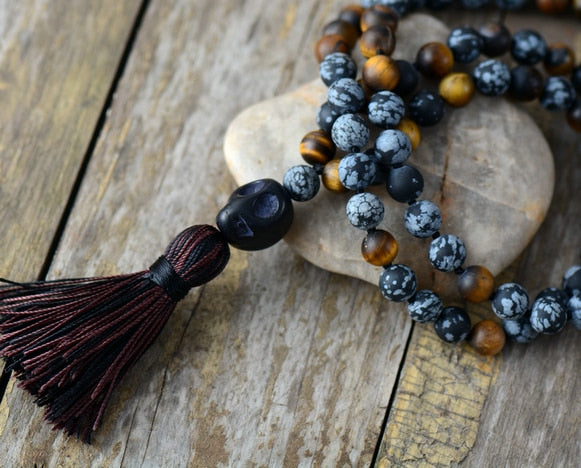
[216,179,294,251]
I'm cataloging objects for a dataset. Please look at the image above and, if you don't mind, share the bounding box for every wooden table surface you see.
[0,1,579,466]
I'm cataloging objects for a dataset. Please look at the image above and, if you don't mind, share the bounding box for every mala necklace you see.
[0,0,579,443]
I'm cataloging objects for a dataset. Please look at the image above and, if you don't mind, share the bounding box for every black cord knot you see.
[147,255,190,302]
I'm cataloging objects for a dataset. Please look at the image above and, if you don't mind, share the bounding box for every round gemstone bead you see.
[396,118,421,150]
[407,289,443,323]
[346,192,385,230]
[322,159,348,193]
[362,229,398,266]
[314,34,350,63]
[535,287,568,306]
[572,65,581,93]
[479,22,511,58]
[509,65,544,101]
[368,91,405,128]
[319,52,357,87]
[360,4,398,33]
[360,25,396,58]
[491,283,529,320]
[379,264,418,302]
[338,152,378,190]
[362,55,400,91]
[434,306,471,343]
[331,113,370,152]
[562,265,581,295]
[374,129,412,166]
[375,0,409,16]
[439,72,475,107]
[540,77,576,111]
[300,129,336,165]
[387,164,424,203]
[544,43,576,76]
[503,313,538,343]
[322,19,359,50]
[567,294,581,330]
[530,296,567,334]
[511,29,547,66]
[415,42,454,79]
[468,320,506,356]
[408,90,446,127]
[429,234,466,272]
[283,165,320,202]
[328,78,365,113]
[393,60,419,97]
[536,0,569,13]
[339,4,364,33]
[473,59,511,96]
[316,101,340,134]
[446,27,482,64]
[457,265,495,303]
[404,200,441,238]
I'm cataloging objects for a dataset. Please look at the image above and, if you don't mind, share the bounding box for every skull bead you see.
[216,179,294,251]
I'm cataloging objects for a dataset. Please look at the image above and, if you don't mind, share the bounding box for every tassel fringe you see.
[0,225,230,442]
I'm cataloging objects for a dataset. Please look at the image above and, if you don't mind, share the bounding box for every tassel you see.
[0,224,230,442]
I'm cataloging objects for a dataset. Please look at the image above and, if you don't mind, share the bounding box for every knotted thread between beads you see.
[147,255,190,302]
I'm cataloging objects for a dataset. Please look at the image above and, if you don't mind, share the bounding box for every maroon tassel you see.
[0,224,229,442]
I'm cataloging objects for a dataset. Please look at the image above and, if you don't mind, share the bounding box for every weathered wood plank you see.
[377,11,581,467]
[0,0,411,465]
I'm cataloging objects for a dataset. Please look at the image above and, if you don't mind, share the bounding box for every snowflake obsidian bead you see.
[368,91,405,128]
[472,59,511,96]
[503,313,538,343]
[434,306,471,343]
[345,192,384,230]
[319,52,357,87]
[540,77,576,111]
[511,29,547,65]
[567,294,581,330]
[374,129,412,166]
[429,234,466,272]
[328,77,365,113]
[379,264,417,302]
[407,290,443,323]
[404,200,442,238]
[446,27,482,63]
[316,101,340,134]
[331,113,370,152]
[338,152,378,190]
[491,283,529,320]
[283,165,320,202]
[530,296,567,334]
[563,265,581,295]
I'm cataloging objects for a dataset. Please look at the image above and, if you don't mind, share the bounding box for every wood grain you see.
[0,1,579,466]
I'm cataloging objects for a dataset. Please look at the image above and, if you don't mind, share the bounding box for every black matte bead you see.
[478,22,511,58]
[509,65,544,101]
[434,306,471,343]
[408,90,446,127]
[216,179,294,251]
[393,60,419,97]
[387,164,424,203]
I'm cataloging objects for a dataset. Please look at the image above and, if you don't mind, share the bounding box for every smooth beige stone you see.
[223,14,554,300]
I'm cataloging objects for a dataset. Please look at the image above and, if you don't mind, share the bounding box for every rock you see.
[223,14,554,300]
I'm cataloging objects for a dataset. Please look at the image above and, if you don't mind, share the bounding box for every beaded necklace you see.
[0,0,579,443]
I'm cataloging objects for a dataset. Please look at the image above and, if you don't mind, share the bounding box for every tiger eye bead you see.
[339,4,364,34]
[360,4,399,33]
[544,43,576,76]
[362,229,398,266]
[396,118,421,150]
[415,42,454,79]
[468,320,506,356]
[439,72,475,107]
[536,0,569,13]
[458,265,495,303]
[362,55,400,91]
[315,34,350,62]
[300,130,336,165]
[322,159,349,193]
[323,19,360,50]
[360,25,396,58]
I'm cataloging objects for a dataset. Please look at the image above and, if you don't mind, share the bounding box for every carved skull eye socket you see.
[253,193,279,219]
[237,179,266,196]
